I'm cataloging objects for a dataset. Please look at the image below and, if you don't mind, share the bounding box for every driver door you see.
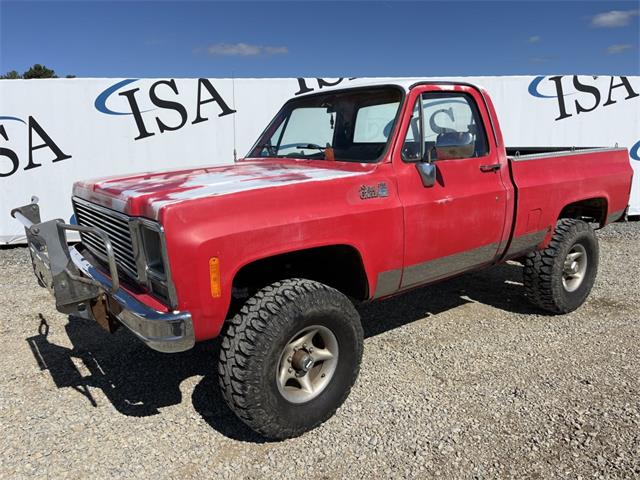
[394,85,510,288]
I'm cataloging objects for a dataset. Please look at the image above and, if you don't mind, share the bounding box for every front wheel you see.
[523,218,599,313]
[218,278,363,439]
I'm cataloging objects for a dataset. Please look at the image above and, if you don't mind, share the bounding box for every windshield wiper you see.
[295,143,328,150]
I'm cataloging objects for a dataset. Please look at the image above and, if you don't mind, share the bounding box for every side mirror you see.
[435,132,475,160]
[415,162,436,188]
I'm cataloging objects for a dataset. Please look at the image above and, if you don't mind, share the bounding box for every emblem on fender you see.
[359,182,389,200]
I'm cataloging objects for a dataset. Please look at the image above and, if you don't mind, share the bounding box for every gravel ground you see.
[1,222,639,479]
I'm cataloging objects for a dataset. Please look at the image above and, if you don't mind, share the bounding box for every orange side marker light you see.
[209,257,221,298]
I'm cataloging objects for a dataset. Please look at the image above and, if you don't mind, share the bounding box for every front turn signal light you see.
[209,257,221,298]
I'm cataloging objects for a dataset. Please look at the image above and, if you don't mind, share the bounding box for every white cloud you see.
[206,42,288,56]
[606,43,634,54]
[591,9,639,28]
[528,35,541,44]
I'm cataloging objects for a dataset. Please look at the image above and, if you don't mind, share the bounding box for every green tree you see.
[22,64,57,79]
[0,70,22,79]
[1,65,76,79]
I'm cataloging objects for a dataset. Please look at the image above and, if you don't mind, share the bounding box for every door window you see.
[402,92,489,161]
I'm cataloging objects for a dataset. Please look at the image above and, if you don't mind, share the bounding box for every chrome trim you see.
[72,196,132,223]
[11,201,119,298]
[508,147,626,162]
[12,198,194,353]
[72,197,138,280]
[64,224,120,293]
[72,197,178,309]
[130,219,148,285]
[134,219,178,309]
[70,248,194,353]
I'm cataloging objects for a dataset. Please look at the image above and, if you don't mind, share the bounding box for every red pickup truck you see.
[12,81,633,439]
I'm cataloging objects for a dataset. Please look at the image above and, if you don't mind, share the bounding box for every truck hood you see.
[73,159,372,220]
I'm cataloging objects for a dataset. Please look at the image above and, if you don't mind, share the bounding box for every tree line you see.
[1,64,75,79]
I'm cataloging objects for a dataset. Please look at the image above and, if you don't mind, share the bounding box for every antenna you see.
[232,74,237,162]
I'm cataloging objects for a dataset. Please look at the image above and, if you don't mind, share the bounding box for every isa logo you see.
[95,78,236,141]
[0,116,72,178]
[630,139,640,162]
[528,76,639,121]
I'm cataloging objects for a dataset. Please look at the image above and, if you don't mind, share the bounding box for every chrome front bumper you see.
[10,198,195,353]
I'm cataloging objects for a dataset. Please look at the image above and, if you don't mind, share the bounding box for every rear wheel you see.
[523,219,599,313]
[218,278,363,439]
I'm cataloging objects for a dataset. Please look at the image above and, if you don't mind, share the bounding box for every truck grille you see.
[72,198,138,279]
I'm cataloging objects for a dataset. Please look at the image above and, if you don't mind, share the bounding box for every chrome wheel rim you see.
[562,244,588,292]
[276,325,339,404]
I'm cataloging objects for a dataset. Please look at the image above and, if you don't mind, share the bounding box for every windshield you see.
[248,87,403,163]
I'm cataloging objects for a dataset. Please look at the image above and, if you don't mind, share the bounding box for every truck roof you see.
[295,77,491,97]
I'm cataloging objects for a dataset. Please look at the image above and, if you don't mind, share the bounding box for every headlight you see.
[140,225,165,277]
[137,221,176,307]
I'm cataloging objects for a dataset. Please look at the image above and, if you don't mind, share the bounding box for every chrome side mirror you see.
[415,146,437,188]
[415,162,436,188]
[435,132,475,160]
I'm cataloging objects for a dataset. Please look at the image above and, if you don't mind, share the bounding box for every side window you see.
[421,93,489,159]
[402,92,489,162]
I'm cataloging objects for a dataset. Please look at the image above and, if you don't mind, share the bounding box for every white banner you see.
[1,75,639,243]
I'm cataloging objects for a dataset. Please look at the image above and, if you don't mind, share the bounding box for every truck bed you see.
[505,147,632,259]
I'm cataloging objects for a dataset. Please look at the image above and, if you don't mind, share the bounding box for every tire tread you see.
[523,219,597,314]
[218,278,362,439]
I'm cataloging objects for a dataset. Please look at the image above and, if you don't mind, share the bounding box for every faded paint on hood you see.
[73,159,371,220]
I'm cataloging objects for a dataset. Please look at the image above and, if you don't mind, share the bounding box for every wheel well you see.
[230,245,369,315]
[558,197,608,228]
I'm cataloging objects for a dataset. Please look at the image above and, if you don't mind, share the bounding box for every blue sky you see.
[1,1,638,78]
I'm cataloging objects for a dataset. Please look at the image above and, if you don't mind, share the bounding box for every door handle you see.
[480,163,501,172]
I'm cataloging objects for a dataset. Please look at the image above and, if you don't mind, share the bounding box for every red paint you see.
[72,83,634,342]
[392,84,515,286]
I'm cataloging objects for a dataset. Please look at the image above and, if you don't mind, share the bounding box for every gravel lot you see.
[1,222,639,479]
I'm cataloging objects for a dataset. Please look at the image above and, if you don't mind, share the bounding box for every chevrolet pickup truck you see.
[12,81,633,439]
